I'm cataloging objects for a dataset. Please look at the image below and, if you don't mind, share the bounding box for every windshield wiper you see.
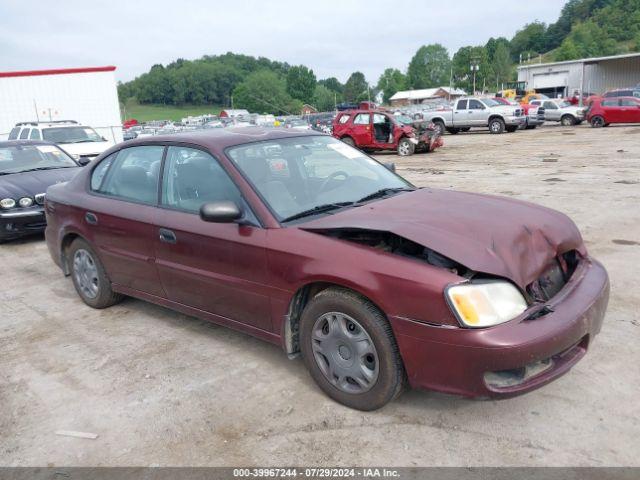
[281,202,355,223]
[16,166,74,173]
[356,187,414,204]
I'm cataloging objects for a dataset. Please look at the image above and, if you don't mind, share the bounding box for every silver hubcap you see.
[73,249,99,299]
[491,122,500,132]
[399,142,410,155]
[311,312,379,394]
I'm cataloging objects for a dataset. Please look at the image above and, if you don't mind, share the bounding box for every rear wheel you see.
[68,238,122,309]
[397,138,415,156]
[341,136,356,147]
[590,116,605,128]
[561,115,576,126]
[489,118,505,134]
[300,287,405,411]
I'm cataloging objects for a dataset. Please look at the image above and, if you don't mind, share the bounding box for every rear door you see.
[350,113,372,147]
[154,145,272,331]
[453,99,470,127]
[87,145,165,297]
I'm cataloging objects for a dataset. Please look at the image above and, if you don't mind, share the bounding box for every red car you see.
[332,109,442,156]
[45,128,609,410]
[587,96,640,127]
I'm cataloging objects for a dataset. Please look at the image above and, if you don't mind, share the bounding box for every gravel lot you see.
[1,124,639,467]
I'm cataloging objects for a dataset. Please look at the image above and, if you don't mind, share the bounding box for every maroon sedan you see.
[45,128,609,410]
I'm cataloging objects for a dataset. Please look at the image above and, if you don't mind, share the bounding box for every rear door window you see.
[95,146,165,205]
[456,100,468,110]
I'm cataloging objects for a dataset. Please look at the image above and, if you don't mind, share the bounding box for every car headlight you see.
[0,198,16,209]
[446,281,528,328]
[18,197,34,208]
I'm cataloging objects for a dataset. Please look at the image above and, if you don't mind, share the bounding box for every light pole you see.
[470,60,480,95]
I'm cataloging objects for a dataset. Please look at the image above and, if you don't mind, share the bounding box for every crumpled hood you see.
[300,188,586,289]
[0,168,81,199]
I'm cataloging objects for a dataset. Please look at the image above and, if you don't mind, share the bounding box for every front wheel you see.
[68,238,123,309]
[489,118,505,134]
[341,136,356,147]
[432,120,445,136]
[590,116,605,128]
[397,138,415,156]
[561,115,576,126]
[300,288,405,411]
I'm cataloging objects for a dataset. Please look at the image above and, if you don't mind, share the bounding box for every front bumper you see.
[0,207,46,240]
[505,115,527,127]
[391,257,609,398]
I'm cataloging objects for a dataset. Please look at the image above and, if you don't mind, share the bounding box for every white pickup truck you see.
[422,97,526,134]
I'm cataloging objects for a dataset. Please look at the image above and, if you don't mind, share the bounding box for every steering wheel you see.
[318,171,350,194]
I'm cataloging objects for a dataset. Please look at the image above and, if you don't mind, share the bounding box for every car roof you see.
[0,139,59,148]
[124,126,326,150]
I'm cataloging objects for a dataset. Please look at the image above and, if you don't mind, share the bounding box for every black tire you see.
[590,116,605,128]
[446,127,460,135]
[67,238,122,309]
[489,117,505,134]
[397,137,415,156]
[341,136,356,147]
[561,115,576,126]
[300,287,405,411]
[505,126,518,133]
[432,120,445,136]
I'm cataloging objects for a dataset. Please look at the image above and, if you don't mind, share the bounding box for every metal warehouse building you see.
[0,66,123,142]
[517,52,640,103]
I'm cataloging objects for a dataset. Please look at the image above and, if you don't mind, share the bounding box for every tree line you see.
[117,0,640,113]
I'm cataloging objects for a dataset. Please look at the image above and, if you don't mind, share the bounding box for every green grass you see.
[121,100,222,122]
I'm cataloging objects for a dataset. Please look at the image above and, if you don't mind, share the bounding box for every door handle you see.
[159,228,177,244]
[85,212,98,225]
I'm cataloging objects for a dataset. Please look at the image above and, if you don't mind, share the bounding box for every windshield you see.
[559,101,572,108]
[227,136,412,222]
[481,98,501,107]
[393,115,414,125]
[42,126,103,144]
[0,144,77,174]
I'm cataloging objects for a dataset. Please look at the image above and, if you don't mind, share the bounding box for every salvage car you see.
[45,128,609,410]
[421,97,525,135]
[8,120,113,163]
[587,96,640,127]
[0,140,81,242]
[332,109,442,156]
[529,99,585,126]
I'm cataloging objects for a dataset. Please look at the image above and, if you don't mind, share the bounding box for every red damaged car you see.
[45,128,609,410]
[332,109,443,156]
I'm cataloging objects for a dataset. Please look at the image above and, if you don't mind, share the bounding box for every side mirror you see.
[384,162,396,173]
[101,136,108,142]
[77,157,91,166]
[200,201,243,223]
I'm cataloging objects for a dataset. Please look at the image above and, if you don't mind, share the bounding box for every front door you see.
[86,145,165,297]
[154,145,272,331]
[543,101,560,121]
[467,99,487,126]
[350,113,372,147]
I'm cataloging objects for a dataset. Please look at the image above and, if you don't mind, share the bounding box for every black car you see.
[0,140,81,242]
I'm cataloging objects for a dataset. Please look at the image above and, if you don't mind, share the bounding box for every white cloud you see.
[0,0,565,83]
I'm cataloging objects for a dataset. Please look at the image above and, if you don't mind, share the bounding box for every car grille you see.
[35,193,46,205]
[527,250,580,303]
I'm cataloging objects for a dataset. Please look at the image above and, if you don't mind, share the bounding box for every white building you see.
[517,52,640,102]
[0,66,123,142]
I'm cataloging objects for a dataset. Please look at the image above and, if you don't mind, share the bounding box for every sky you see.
[0,0,566,84]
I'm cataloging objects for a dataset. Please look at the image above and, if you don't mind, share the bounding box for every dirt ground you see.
[1,124,639,467]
